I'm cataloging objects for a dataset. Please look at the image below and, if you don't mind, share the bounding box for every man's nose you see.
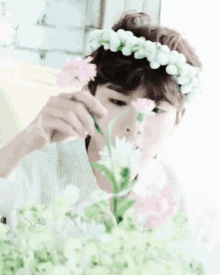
[126,124,143,135]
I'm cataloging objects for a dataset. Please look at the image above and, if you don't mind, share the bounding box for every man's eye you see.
[109,99,164,113]
[152,107,165,114]
[109,99,127,106]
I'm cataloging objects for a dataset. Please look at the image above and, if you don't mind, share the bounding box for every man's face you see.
[89,82,182,172]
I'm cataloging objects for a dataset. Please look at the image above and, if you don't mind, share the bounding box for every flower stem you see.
[97,201,117,228]
[92,115,104,136]
[92,108,133,224]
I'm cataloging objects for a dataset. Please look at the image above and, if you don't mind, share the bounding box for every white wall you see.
[160,0,220,252]
[160,0,220,194]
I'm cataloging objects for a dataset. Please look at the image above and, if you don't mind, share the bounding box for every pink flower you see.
[56,56,97,88]
[132,98,156,124]
[129,185,177,229]
[131,98,156,113]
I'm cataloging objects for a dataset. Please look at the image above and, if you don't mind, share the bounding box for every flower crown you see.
[87,29,202,104]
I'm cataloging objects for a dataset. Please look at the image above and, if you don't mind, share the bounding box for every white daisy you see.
[97,136,142,184]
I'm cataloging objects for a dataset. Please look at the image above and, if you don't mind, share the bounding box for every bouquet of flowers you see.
[0,185,205,275]
[0,57,208,274]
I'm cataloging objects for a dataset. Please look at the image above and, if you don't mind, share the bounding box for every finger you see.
[56,90,108,118]
[56,84,89,99]
[57,90,86,100]
[43,117,83,139]
[49,100,96,136]
[44,106,87,136]
[71,102,96,136]
[72,90,108,118]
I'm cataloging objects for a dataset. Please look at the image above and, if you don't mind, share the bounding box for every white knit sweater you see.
[0,137,186,232]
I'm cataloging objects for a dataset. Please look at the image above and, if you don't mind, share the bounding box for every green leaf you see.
[105,116,117,164]
[116,198,136,218]
[120,167,130,178]
[103,220,114,233]
[83,205,100,219]
[90,161,119,193]
[119,167,131,190]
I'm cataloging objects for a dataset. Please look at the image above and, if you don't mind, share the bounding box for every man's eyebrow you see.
[106,84,160,103]
[106,84,125,93]
[107,84,135,100]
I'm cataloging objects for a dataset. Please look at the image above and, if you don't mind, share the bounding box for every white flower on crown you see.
[138,36,147,45]
[89,29,103,42]
[185,86,200,103]
[159,45,171,54]
[103,44,110,50]
[117,29,130,43]
[169,51,180,64]
[109,31,121,52]
[133,39,149,59]
[89,29,103,51]
[147,52,157,63]
[181,82,194,94]
[100,30,114,49]
[125,30,134,37]
[188,66,198,78]
[190,77,199,87]
[156,52,170,66]
[175,53,187,68]
[125,36,139,48]
[150,61,160,69]
[144,41,157,61]
[122,36,139,56]
[176,75,191,85]
[178,63,189,76]
[122,47,132,56]
[147,43,170,66]
[145,40,157,52]
[134,49,148,59]
[90,40,102,51]
[166,64,178,75]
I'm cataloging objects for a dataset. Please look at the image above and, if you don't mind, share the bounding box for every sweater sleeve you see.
[0,161,29,231]
[0,143,59,233]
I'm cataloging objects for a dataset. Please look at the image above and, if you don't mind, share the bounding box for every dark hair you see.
[85,11,203,124]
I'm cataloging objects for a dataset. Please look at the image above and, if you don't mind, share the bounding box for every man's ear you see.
[171,107,186,135]
[176,107,186,125]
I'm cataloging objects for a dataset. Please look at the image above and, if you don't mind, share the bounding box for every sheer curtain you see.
[160,0,220,253]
